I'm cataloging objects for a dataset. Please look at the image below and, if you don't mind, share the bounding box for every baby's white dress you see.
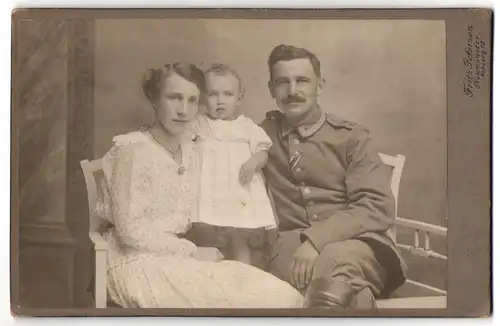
[95,131,303,308]
[192,114,277,229]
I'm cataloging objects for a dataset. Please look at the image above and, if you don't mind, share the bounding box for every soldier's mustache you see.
[284,96,306,104]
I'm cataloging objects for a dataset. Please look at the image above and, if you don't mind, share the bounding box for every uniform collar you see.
[281,107,326,138]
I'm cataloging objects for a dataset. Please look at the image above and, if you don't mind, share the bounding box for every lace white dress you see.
[96,131,303,308]
[192,114,277,229]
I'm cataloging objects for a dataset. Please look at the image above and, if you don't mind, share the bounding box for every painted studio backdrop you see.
[95,19,447,228]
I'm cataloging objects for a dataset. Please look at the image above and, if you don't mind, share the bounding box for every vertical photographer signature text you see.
[463,25,488,98]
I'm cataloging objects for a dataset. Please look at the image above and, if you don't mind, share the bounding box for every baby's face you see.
[204,72,242,120]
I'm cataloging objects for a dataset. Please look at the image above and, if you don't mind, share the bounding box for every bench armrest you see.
[89,231,107,251]
[395,217,447,236]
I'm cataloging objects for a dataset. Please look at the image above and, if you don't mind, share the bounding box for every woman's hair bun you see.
[142,68,161,102]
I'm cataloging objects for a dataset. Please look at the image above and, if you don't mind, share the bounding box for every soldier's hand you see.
[291,240,319,289]
[239,159,257,185]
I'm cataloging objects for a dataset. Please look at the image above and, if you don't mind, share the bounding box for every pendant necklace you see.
[148,129,186,175]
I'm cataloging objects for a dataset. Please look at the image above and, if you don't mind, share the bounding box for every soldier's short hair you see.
[268,44,321,78]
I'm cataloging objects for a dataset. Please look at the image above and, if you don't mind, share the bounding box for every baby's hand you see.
[239,158,258,185]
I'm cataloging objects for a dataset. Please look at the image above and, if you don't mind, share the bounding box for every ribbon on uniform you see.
[289,151,302,172]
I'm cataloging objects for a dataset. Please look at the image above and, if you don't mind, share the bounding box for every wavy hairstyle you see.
[142,62,205,103]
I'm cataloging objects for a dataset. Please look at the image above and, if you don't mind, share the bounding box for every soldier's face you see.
[269,58,323,122]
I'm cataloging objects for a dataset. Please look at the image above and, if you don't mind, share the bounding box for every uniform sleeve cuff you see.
[300,228,326,253]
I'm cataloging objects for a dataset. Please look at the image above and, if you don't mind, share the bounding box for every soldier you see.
[260,44,407,309]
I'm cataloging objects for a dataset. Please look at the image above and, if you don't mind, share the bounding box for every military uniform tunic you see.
[260,108,407,300]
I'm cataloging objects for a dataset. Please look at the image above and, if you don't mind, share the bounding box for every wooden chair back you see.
[378,153,406,242]
[80,158,104,234]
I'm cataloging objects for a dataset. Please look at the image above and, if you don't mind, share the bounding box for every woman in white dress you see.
[96,62,303,308]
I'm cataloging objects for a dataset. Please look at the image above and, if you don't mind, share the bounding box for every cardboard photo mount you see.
[10,8,492,318]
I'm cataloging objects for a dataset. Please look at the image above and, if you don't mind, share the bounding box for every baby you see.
[190,64,277,265]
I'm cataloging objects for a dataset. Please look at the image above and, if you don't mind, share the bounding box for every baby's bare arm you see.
[248,150,269,171]
[239,150,269,185]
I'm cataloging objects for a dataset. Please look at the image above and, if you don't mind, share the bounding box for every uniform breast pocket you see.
[299,151,346,189]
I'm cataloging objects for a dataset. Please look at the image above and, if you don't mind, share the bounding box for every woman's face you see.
[154,73,200,135]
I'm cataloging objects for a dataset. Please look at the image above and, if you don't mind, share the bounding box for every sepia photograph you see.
[10,8,491,317]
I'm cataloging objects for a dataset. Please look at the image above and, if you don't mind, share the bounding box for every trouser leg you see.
[267,231,386,309]
[267,230,302,287]
[305,239,386,309]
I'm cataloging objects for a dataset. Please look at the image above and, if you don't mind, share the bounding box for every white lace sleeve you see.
[102,141,197,256]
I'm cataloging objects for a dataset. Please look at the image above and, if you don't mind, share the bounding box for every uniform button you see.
[293,139,300,145]
[300,182,306,186]
[311,214,319,221]
[303,187,311,194]
[295,167,302,173]
[308,201,315,206]
[293,151,300,156]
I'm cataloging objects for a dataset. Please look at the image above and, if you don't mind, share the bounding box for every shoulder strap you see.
[325,113,358,130]
[265,110,284,122]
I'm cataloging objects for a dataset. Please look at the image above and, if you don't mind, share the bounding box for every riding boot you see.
[351,286,377,309]
[303,278,356,309]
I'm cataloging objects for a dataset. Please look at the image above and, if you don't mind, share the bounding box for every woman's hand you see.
[192,247,224,262]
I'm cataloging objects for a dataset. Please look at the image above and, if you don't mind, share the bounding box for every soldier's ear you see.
[317,77,325,96]
[237,84,245,101]
[268,80,275,98]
